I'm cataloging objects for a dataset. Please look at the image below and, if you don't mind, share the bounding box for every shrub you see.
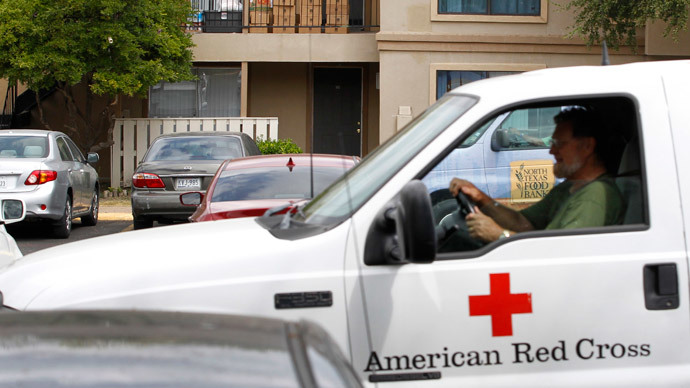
[256,137,303,154]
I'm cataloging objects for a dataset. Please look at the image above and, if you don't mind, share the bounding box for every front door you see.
[313,68,362,156]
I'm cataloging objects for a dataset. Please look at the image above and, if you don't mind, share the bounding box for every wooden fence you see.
[110,117,279,188]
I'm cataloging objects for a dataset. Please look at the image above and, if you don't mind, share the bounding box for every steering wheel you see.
[455,191,475,218]
[434,192,483,252]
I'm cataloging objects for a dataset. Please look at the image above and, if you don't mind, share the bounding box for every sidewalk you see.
[99,196,133,221]
[99,205,133,221]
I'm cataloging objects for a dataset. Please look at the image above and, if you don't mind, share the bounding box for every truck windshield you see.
[296,94,477,226]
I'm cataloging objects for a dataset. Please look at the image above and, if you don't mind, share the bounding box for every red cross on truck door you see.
[469,273,532,337]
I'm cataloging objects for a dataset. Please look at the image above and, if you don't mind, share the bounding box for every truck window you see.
[424,96,645,254]
[297,94,477,226]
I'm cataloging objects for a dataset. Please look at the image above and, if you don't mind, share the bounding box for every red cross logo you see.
[469,273,532,337]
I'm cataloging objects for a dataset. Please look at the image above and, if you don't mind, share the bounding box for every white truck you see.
[1,60,689,386]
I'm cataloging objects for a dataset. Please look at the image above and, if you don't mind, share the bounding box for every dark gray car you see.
[0,310,363,388]
[0,129,100,238]
[131,132,260,229]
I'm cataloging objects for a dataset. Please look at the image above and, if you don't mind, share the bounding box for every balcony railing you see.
[189,0,379,33]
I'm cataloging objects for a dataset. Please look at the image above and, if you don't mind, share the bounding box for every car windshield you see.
[293,94,477,226]
[212,166,350,202]
[0,136,49,158]
[145,136,243,161]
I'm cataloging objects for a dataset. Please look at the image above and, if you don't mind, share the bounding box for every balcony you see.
[189,0,380,34]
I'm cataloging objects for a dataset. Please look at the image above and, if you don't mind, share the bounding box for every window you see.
[0,136,48,159]
[437,70,517,100]
[65,138,85,162]
[212,167,350,202]
[429,63,546,103]
[438,0,540,15]
[424,97,645,254]
[56,138,74,162]
[297,95,477,226]
[431,0,547,22]
[144,136,244,162]
[149,68,241,118]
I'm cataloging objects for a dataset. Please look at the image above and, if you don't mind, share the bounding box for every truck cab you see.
[1,61,688,386]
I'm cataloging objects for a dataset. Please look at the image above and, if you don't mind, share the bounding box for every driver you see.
[449,107,625,243]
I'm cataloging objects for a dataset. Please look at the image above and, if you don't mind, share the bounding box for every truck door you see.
[355,94,690,386]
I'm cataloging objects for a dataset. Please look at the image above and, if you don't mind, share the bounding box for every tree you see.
[0,0,195,152]
[565,0,690,51]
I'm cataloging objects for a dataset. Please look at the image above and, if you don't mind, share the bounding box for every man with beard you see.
[448,107,625,243]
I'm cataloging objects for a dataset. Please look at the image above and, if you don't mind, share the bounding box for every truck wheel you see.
[81,190,99,226]
[52,197,72,239]
[133,216,153,230]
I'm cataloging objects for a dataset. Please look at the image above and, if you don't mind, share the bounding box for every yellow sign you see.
[510,160,555,203]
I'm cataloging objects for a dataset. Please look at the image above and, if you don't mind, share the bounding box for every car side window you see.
[56,138,74,162]
[490,107,560,150]
[65,138,85,162]
[423,96,646,254]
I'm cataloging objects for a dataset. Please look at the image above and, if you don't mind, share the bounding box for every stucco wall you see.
[365,62,380,155]
[192,33,379,63]
[248,62,309,150]
[375,0,688,144]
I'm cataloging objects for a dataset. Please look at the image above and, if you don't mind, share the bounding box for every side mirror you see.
[180,192,203,206]
[364,180,437,265]
[491,128,511,151]
[0,199,26,225]
[87,152,100,164]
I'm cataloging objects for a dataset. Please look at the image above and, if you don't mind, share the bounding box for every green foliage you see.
[564,0,690,51]
[0,0,195,96]
[0,0,195,152]
[256,137,303,155]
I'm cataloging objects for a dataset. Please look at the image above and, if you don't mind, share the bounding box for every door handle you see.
[643,263,679,310]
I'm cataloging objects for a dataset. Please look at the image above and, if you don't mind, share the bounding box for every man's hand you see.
[466,207,504,242]
[449,178,491,206]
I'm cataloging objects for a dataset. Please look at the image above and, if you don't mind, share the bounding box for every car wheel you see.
[133,216,153,230]
[81,190,99,226]
[52,197,72,239]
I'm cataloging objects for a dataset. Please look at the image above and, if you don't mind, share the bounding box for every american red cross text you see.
[469,273,532,337]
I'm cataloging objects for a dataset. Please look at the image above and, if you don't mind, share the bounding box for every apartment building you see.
[182,0,381,157]
[2,0,689,184]
[378,0,690,143]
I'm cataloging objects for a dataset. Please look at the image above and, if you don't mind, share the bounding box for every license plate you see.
[0,175,15,190]
[175,178,201,190]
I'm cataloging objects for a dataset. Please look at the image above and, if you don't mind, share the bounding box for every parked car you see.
[0,199,25,266]
[131,132,261,229]
[180,154,359,222]
[0,130,100,238]
[0,310,363,388]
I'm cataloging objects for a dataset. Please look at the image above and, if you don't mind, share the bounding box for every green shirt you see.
[520,174,625,230]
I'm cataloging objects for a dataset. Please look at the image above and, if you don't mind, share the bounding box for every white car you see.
[0,130,100,238]
[0,199,25,267]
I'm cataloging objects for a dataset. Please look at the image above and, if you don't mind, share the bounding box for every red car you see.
[180,154,359,222]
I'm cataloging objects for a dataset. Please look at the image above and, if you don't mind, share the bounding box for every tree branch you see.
[34,91,51,131]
